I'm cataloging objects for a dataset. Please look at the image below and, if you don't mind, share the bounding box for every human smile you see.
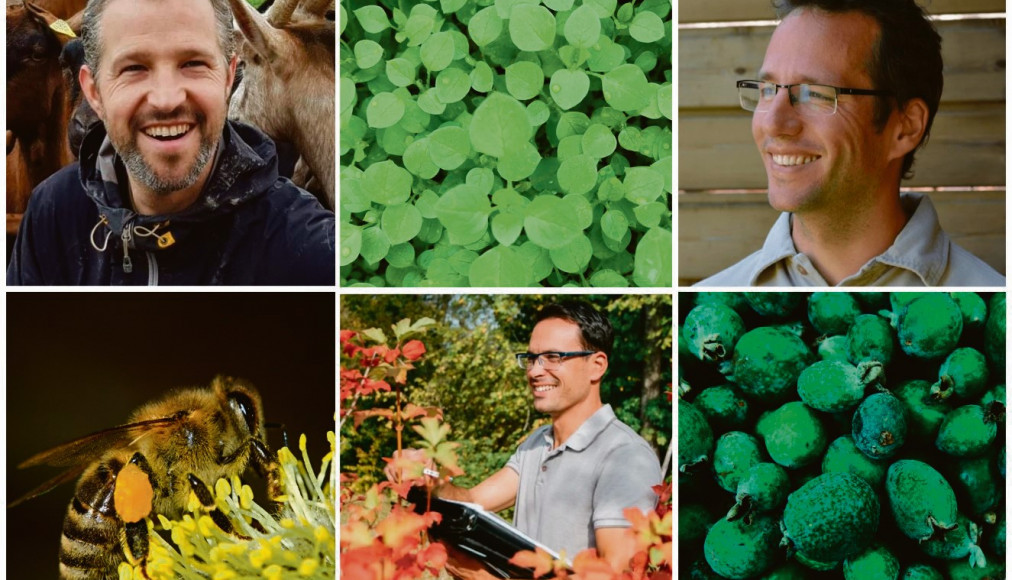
[143,123,194,141]
[532,383,558,394]
[771,153,820,167]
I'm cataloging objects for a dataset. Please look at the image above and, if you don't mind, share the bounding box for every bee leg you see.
[249,439,284,501]
[186,474,250,540]
[120,519,151,580]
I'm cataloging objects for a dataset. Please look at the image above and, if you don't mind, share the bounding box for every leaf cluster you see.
[340,0,673,287]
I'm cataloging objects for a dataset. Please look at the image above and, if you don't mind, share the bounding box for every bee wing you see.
[7,464,88,508]
[17,415,184,469]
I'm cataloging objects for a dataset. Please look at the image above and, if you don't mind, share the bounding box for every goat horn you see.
[265,0,298,27]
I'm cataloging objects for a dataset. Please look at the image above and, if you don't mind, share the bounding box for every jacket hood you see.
[78,121,280,254]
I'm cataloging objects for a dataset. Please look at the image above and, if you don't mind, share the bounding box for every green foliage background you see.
[340,294,672,493]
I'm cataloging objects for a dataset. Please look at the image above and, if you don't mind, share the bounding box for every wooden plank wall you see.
[677,0,1006,284]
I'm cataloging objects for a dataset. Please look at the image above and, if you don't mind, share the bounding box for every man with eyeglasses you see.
[386,300,662,578]
[696,0,1004,286]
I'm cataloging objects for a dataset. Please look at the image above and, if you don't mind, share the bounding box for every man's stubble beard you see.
[117,110,220,197]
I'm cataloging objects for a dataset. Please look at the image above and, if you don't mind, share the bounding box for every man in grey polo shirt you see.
[388,300,662,577]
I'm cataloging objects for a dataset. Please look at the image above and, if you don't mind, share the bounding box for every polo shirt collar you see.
[544,404,617,452]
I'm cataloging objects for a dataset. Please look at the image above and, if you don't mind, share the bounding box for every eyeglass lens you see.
[739,82,838,115]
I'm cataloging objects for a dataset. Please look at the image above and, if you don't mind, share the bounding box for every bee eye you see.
[227,392,258,435]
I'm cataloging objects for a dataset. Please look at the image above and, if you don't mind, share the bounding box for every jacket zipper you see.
[121,228,133,273]
[147,252,159,286]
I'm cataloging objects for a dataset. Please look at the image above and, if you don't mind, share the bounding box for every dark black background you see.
[6,292,335,578]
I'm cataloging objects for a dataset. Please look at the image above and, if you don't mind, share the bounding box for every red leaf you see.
[572,549,620,580]
[340,330,358,343]
[352,408,395,428]
[509,547,556,578]
[402,339,426,361]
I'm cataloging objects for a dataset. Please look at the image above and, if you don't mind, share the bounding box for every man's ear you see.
[890,97,929,161]
[589,352,609,383]
[79,65,105,121]
[226,53,238,96]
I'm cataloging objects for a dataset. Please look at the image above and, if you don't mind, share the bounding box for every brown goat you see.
[228,0,335,209]
[6,1,78,233]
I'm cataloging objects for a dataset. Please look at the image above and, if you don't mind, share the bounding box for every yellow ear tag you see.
[157,232,176,248]
[49,19,76,38]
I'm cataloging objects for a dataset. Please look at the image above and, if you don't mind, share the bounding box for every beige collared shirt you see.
[695,192,1005,287]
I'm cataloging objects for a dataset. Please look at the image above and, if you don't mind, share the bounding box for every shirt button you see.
[797,265,809,276]
[541,465,547,472]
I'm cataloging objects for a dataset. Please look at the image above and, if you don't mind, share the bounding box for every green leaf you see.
[505,61,544,101]
[543,0,574,10]
[549,69,590,110]
[633,227,672,286]
[563,193,594,230]
[469,245,531,286]
[518,241,554,281]
[360,226,392,264]
[354,39,384,69]
[362,160,413,205]
[385,58,416,87]
[589,269,630,287]
[435,68,472,103]
[629,11,666,43]
[601,64,651,111]
[428,126,472,170]
[354,6,390,34]
[403,139,439,179]
[584,0,617,18]
[526,100,551,127]
[524,195,583,250]
[564,5,601,49]
[601,209,629,242]
[657,83,672,120]
[386,243,416,268]
[340,224,362,266]
[469,92,533,158]
[491,210,524,246]
[440,0,467,13]
[581,123,617,159]
[557,154,598,195]
[624,166,664,204]
[496,142,542,181]
[420,31,456,72]
[415,190,441,219]
[469,6,504,47]
[381,203,424,245]
[403,4,437,46]
[366,92,405,129]
[466,168,496,194]
[633,202,667,228]
[549,235,592,274]
[417,89,447,115]
[435,184,491,245]
[471,61,495,93]
[587,36,627,72]
[508,4,556,52]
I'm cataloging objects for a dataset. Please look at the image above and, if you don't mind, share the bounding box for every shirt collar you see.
[543,404,617,453]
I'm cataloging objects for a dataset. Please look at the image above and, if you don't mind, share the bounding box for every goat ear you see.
[229,0,285,64]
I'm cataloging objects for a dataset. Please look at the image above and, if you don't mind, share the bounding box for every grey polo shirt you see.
[504,404,662,559]
[694,192,1006,287]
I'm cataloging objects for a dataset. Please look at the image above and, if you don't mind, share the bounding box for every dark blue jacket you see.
[7,122,335,285]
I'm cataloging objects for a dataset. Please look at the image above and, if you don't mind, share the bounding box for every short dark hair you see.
[773,0,942,179]
[535,300,614,358]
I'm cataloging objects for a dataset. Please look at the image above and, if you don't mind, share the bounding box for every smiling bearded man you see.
[7,0,335,286]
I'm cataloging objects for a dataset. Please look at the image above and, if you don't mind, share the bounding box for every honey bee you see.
[10,376,282,580]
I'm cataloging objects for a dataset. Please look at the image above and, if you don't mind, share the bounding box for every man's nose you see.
[146,69,187,111]
[755,87,802,137]
[526,359,547,379]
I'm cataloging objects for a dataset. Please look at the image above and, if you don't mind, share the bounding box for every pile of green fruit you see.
[678,292,1006,580]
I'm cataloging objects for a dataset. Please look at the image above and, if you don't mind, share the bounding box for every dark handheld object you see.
[406,487,568,578]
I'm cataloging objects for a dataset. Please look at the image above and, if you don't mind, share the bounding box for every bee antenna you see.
[265,422,289,449]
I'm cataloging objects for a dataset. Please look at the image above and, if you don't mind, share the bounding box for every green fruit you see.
[843,544,899,580]
[746,292,804,318]
[683,303,746,363]
[951,456,1001,519]
[950,292,987,330]
[847,314,895,365]
[782,472,879,564]
[984,293,1005,374]
[694,385,749,430]
[679,503,714,542]
[757,402,827,469]
[808,292,861,336]
[930,347,989,402]
[894,379,949,440]
[679,399,714,473]
[798,360,882,413]
[936,404,1002,457]
[726,462,790,524]
[793,551,838,571]
[854,292,888,311]
[979,383,1005,407]
[713,431,764,493]
[920,513,986,567]
[759,562,807,580]
[890,292,931,310]
[991,513,1005,558]
[727,327,812,401]
[902,563,944,580]
[817,335,850,362]
[885,459,958,541]
[695,292,750,315]
[946,558,1005,580]
[822,435,887,488]
[703,515,780,579]
[894,294,963,359]
[852,392,907,459]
